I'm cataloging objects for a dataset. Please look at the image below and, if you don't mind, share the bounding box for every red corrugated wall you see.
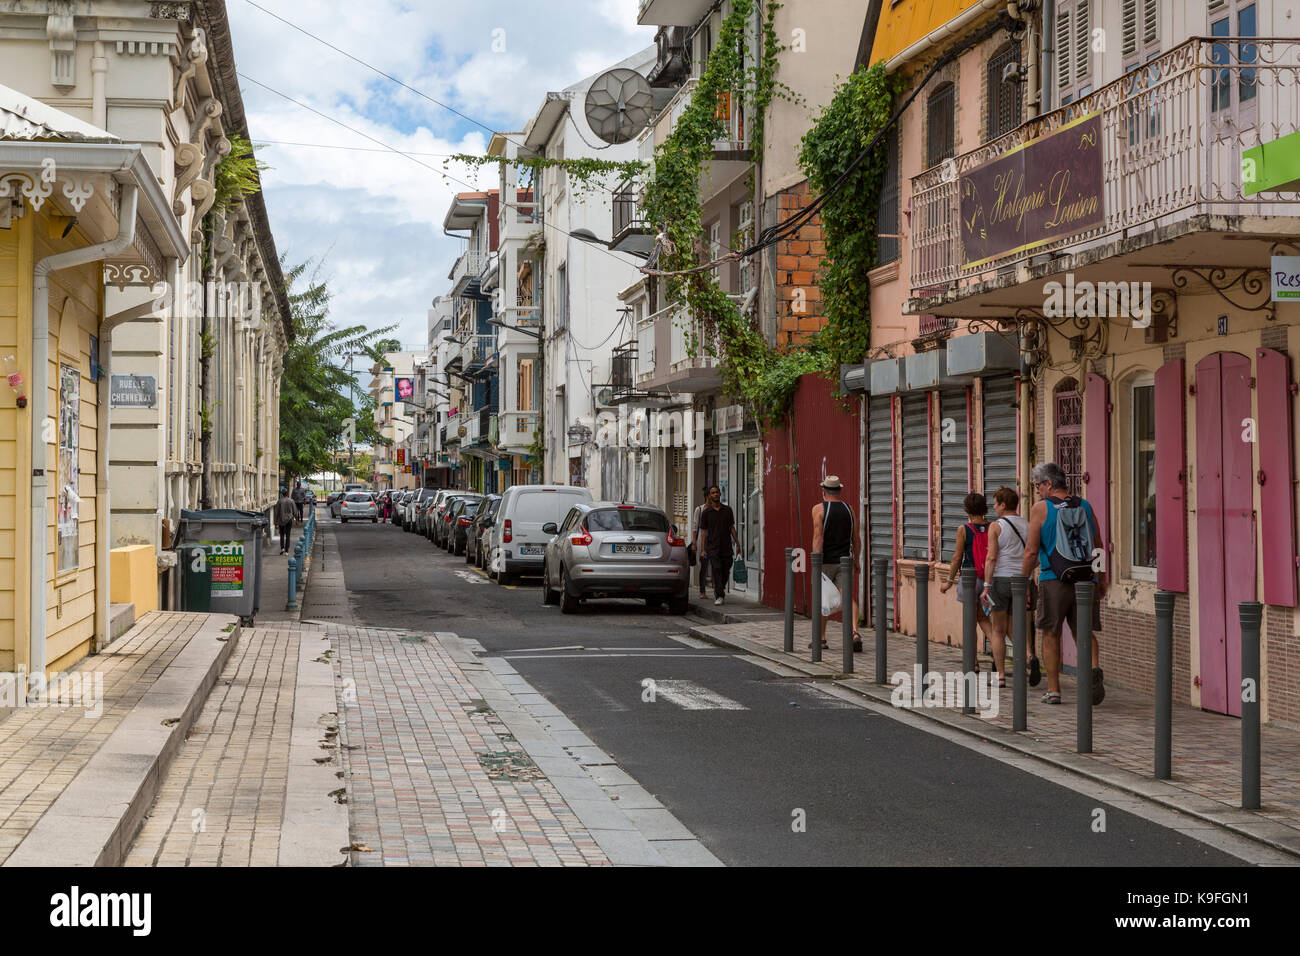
[761,373,862,612]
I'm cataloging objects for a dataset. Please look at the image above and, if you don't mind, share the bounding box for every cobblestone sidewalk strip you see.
[124,625,304,867]
[0,611,221,865]
[687,616,1300,857]
[332,624,612,867]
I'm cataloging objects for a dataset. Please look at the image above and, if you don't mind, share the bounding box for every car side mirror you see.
[542,522,558,535]
[483,518,494,528]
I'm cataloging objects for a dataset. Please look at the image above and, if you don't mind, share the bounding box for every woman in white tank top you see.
[981,487,1039,689]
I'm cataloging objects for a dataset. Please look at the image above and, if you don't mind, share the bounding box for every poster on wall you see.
[203,541,245,597]
[57,364,80,573]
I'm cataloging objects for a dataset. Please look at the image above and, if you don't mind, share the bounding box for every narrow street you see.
[311,515,1254,867]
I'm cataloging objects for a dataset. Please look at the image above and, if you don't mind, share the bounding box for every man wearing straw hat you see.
[812,475,861,651]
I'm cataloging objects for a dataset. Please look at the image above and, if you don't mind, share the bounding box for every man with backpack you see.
[1022,462,1105,706]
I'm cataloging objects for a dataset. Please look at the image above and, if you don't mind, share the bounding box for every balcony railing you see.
[613,183,646,236]
[450,248,486,287]
[909,37,1300,295]
[662,78,748,152]
[460,334,495,369]
[497,411,539,448]
[498,305,541,329]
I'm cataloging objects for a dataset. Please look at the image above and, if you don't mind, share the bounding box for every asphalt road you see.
[321,515,1243,867]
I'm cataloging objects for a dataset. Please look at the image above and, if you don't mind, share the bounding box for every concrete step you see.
[2,611,241,867]
[108,603,135,642]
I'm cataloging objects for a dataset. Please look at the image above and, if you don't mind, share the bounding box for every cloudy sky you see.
[227,0,653,351]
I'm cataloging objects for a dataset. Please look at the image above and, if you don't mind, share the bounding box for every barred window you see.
[926,83,955,169]
[876,124,899,265]
[987,43,1023,140]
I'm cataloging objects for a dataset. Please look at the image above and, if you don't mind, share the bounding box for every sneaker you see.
[714,598,724,606]
[1091,667,1106,706]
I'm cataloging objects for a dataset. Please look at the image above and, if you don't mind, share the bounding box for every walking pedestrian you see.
[980,486,1039,688]
[275,486,296,554]
[812,475,861,651]
[938,492,994,658]
[291,480,306,523]
[1021,462,1105,706]
[691,487,711,600]
[697,485,739,606]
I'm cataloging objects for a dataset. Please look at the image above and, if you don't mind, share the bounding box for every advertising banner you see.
[202,541,245,597]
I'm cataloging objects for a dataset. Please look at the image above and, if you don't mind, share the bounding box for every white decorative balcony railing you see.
[450,248,486,287]
[459,334,494,367]
[499,305,541,328]
[664,303,720,370]
[660,77,748,152]
[497,411,539,446]
[910,37,1300,295]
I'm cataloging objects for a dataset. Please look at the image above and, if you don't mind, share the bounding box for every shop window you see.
[1130,373,1157,577]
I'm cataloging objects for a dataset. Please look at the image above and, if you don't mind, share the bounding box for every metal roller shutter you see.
[982,374,1019,502]
[867,397,894,626]
[901,392,929,559]
[940,387,970,560]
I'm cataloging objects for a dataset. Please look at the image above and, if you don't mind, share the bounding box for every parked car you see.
[396,491,416,529]
[486,485,593,585]
[343,482,369,494]
[541,502,688,613]
[340,492,378,523]
[450,498,484,555]
[328,492,344,518]
[430,491,468,546]
[404,489,433,535]
[466,495,501,566]
[437,494,481,548]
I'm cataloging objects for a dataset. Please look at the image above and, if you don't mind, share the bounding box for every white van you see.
[489,485,593,584]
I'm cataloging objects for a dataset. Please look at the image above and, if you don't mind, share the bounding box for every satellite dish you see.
[596,387,615,407]
[584,68,655,145]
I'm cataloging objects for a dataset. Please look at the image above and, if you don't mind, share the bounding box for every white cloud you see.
[226,0,653,350]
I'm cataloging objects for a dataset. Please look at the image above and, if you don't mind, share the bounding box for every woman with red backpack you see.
[939,492,994,662]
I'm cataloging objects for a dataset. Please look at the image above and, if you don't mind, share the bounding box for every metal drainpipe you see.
[1041,0,1055,114]
[31,184,139,685]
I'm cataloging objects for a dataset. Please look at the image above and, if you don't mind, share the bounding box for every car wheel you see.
[499,571,514,587]
[669,595,689,615]
[341,517,348,524]
[645,596,664,610]
[372,517,377,523]
[542,561,558,605]
[559,568,579,614]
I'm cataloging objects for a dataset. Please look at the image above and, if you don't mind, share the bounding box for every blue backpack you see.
[1047,496,1095,584]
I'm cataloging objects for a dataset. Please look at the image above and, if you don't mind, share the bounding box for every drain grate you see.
[399,635,426,644]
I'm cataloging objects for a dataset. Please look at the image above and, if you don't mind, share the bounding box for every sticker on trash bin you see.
[202,540,245,597]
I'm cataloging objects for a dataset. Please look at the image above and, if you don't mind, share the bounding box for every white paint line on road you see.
[451,569,490,586]
[663,633,714,650]
[652,680,747,711]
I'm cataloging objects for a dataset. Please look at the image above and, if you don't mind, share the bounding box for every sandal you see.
[852,631,863,653]
[807,640,830,649]
[1028,656,1042,687]
[1041,691,1061,704]
[998,676,1007,688]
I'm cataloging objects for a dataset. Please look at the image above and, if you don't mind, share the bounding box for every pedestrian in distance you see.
[291,479,306,523]
[275,486,296,555]
[811,475,861,651]
[691,486,711,600]
[697,485,739,606]
[980,486,1040,689]
[939,492,994,663]
[1021,461,1105,706]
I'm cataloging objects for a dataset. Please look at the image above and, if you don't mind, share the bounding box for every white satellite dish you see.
[584,68,655,145]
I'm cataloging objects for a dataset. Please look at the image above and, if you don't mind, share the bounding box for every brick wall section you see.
[773,181,827,347]
[1267,606,1299,726]
[1261,325,1289,352]
[1096,596,1192,706]
[1163,341,1186,362]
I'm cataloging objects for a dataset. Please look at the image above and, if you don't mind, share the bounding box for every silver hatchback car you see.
[340,492,378,523]
[541,502,689,614]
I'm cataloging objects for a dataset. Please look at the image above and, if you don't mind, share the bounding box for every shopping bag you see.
[821,573,842,616]
[732,557,748,589]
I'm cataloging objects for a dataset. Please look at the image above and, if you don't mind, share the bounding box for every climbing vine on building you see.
[446,154,646,196]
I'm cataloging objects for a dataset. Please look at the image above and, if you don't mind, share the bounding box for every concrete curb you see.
[4,613,242,868]
[683,618,1300,862]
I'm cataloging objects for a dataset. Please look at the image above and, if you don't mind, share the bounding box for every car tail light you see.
[459,517,470,526]
[503,519,512,543]
[667,533,685,547]
[571,526,592,547]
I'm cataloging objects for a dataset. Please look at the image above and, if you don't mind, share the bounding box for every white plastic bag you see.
[821,573,842,616]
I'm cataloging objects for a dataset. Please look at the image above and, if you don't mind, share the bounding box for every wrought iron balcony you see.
[909,37,1300,300]
[497,411,539,451]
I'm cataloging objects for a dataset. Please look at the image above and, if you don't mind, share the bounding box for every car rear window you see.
[586,508,669,532]
[514,492,584,523]
[345,494,371,502]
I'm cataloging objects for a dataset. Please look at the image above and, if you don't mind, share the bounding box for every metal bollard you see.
[874,558,888,684]
[1011,574,1028,732]
[286,555,299,611]
[914,563,929,682]
[1241,601,1262,810]
[783,548,795,654]
[841,556,854,675]
[960,568,976,714]
[810,552,823,663]
[1155,591,1175,780]
[1075,581,1095,754]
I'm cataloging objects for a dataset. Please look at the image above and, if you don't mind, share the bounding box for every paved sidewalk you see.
[686,608,1300,859]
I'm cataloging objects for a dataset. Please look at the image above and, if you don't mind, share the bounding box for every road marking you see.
[452,570,489,586]
[652,680,747,711]
[663,633,713,650]
[502,653,733,660]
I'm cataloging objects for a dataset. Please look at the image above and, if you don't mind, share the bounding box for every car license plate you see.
[613,544,650,554]
[520,545,545,555]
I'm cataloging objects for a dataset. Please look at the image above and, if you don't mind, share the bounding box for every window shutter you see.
[1122,0,1137,57]
[1056,10,1072,91]
[867,397,895,628]
[1154,359,1187,591]
[1142,0,1158,46]
[1084,372,1110,559]
[1075,1,1091,82]
[1257,348,1297,606]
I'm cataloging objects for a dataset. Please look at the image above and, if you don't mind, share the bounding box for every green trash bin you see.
[176,508,268,625]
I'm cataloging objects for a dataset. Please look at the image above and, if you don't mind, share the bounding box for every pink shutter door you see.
[1084,373,1110,564]
[1221,353,1255,718]
[1257,348,1297,607]
[1195,354,1229,715]
[1154,359,1188,591]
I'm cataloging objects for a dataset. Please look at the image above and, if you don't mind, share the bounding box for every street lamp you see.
[571,228,650,261]
[487,317,541,340]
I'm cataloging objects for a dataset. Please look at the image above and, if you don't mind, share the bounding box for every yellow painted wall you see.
[110,544,157,614]
[870,0,990,66]
[0,215,25,674]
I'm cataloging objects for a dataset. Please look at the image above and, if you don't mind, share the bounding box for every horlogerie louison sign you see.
[959,113,1105,268]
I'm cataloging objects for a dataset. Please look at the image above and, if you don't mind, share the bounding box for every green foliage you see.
[277,257,398,478]
[448,154,646,195]
[213,136,269,215]
[199,327,216,361]
[797,62,900,375]
[526,405,545,471]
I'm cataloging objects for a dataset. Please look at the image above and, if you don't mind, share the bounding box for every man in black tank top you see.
[812,475,861,650]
